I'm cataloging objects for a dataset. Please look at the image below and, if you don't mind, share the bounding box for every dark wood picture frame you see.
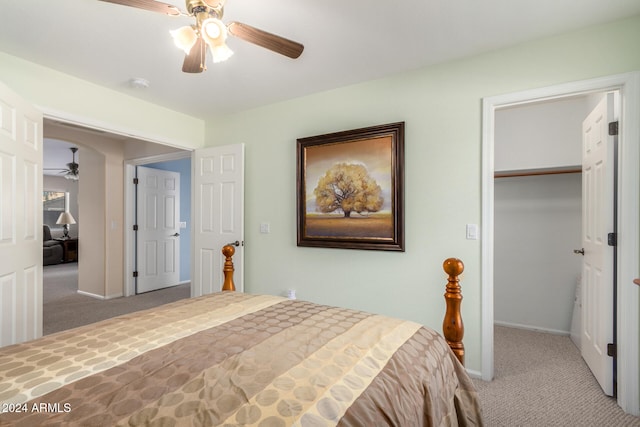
[297,122,404,251]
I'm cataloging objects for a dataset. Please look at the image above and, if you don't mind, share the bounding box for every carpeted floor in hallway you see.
[43,263,190,335]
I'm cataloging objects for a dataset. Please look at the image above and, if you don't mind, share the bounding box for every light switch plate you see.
[260,223,270,234]
[466,224,479,240]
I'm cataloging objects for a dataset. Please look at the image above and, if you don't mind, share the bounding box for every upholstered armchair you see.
[43,225,63,265]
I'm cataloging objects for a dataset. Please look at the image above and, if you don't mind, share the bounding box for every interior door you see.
[136,166,180,293]
[581,93,616,396]
[192,144,244,296]
[0,81,43,347]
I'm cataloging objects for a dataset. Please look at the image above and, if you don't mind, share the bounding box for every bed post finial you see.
[222,245,236,291]
[443,258,464,365]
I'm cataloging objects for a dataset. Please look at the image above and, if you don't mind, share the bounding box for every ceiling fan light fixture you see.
[202,18,233,62]
[209,43,234,63]
[171,25,198,54]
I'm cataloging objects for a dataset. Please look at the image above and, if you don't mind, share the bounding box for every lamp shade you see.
[201,18,233,63]
[171,25,198,54]
[56,212,76,225]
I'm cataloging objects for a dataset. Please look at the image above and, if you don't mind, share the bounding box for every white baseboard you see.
[466,369,482,380]
[76,290,123,300]
[494,320,569,336]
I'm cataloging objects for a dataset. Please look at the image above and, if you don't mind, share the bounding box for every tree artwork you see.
[313,162,384,217]
[297,122,404,251]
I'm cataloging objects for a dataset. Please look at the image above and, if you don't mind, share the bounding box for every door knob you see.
[573,248,584,255]
[171,233,180,237]
[227,240,240,247]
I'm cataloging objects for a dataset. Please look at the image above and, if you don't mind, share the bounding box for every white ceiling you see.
[2,0,639,122]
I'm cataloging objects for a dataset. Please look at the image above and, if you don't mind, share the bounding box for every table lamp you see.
[56,212,76,239]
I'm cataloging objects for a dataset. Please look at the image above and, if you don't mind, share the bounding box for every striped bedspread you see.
[0,292,483,426]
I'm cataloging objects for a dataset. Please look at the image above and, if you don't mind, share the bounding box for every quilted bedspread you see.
[0,292,482,426]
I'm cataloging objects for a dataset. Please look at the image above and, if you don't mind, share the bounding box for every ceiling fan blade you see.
[227,22,304,59]
[97,0,182,16]
[182,37,206,73]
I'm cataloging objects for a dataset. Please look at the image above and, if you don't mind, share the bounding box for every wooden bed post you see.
[222,244,236,291]
[442,258,464,365]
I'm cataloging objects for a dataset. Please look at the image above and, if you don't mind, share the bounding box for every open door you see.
[192,144,244,296]
[581,93,616,396]
[135,166,180,293]
[0,81,43,347]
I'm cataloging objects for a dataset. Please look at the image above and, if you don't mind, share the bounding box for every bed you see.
[0,246,483,426]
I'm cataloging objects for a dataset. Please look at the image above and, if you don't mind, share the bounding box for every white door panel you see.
[581,93,615,396]
[192,144,244,296]
[0,81,43,347]
[136,166,180,293]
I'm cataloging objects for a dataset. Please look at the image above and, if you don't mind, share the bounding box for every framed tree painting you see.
[297,122,404,251]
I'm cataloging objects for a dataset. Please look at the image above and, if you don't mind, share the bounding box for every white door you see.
[581,93,616,396]
[192,144,244,296]
[0,81,43,347]
[136,166,180,293]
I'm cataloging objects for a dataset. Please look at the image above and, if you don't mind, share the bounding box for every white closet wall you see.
[494,174,582,333]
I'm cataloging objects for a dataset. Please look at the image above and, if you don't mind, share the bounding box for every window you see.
[43,191,67,230]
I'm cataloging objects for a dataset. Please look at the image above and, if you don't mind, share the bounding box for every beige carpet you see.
[473,326,639,426]
[43,263,190,335]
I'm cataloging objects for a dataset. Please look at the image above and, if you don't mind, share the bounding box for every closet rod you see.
[494,167,582,179]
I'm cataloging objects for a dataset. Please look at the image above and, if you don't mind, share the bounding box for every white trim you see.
[481,98,495,382]
[127,151,192,166]
[617,71,640,416]
[76,290,122,300]
[124,164,136,297]
[465,369,482,380]
[482,72,640,415]
[494,321,570,337]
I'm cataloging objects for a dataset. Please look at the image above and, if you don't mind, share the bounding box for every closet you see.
[493,95,602,336]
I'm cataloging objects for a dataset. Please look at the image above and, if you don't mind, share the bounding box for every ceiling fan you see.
[44,147,79,181]
[98,0,304,73]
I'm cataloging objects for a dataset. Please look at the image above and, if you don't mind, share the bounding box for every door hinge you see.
[607,232,617,247]
[608,121,619,136]
[133,177,139,185]
[607,343,617,358]
[133,271,138,278]
[133,224,138,231]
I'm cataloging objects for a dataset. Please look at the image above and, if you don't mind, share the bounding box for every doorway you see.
[134,159,192,294]
[493,93,613,393]
[481,73,640,415]
[493,95,596,337]
[124,152,192,297]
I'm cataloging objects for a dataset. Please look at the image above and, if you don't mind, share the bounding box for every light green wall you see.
[1,14,637,373]
[0,52,204,149]
[206,15,640,372]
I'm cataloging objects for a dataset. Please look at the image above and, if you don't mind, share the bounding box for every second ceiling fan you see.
[44,147,79,181]
[99,0,304,73]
